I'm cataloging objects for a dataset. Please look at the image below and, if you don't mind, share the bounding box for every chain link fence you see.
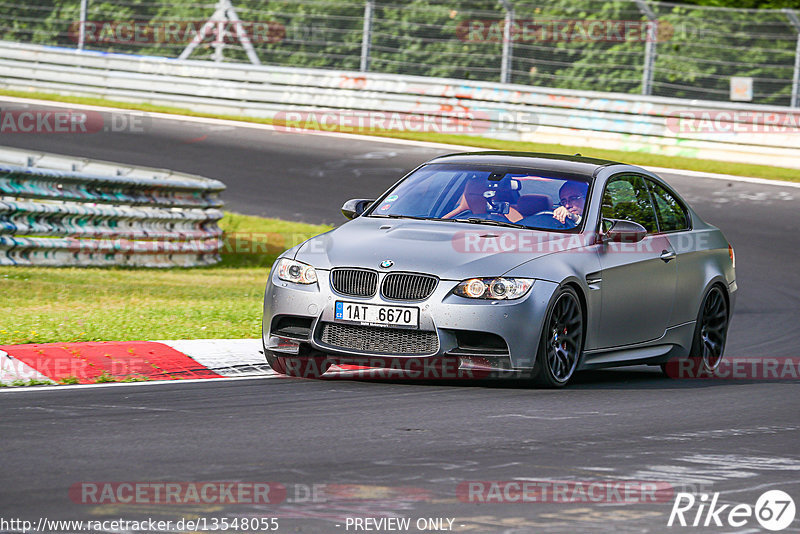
[1,0,798,106]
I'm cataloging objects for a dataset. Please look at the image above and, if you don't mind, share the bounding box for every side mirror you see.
[341,199,375,220]
[601,218,647,243]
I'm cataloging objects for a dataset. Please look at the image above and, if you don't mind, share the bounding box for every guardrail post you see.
[360,0,374,72]
[77,0,88,51]
[225,0,260,65]
[499,0,514,84]
[634,0,657,96]
[785,9,800,107]
[179,0,260,65]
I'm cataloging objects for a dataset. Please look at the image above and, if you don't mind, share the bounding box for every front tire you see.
[265,349,330,379]
[532,286,584,388]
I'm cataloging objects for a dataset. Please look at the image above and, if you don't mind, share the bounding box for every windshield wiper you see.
[455,217,529,229]
[368,214,437,221]
[369,214,528,229]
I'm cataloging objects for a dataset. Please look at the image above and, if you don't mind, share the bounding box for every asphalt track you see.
[1,100,799,533]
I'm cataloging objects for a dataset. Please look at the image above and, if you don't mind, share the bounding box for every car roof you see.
[427,151,622,176]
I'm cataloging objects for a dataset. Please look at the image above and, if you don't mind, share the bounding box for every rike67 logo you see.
[668,490,795,531]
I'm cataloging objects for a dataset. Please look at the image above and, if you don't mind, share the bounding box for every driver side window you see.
[602,175,658,234]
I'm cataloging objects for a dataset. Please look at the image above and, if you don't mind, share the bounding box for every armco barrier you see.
[1,41,799,168]
[0,147,224,267]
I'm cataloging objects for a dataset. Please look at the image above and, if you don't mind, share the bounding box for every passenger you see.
[443,176,523,222]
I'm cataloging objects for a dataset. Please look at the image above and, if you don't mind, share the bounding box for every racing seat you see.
[515,194,551,217]
[463,179,488,215]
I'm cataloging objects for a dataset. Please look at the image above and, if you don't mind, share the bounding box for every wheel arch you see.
[558,276,590,353]
[562,279,588,339]
[701,276,731,313]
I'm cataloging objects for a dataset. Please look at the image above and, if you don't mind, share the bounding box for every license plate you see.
[335,301,419,328]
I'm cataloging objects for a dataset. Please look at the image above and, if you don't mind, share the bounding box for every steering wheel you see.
[519,211,575,230]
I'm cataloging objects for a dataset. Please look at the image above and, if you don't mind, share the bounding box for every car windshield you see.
[366,163,591,231]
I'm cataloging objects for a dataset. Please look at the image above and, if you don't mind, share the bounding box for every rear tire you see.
[532,286,584,388]
[692,285,729,371]
[661,285,729,378]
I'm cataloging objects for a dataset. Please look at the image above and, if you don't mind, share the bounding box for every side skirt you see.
[578,322,695,370]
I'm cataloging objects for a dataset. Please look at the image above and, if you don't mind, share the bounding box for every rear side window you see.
[601,175,658,233]
[647,180,690,232]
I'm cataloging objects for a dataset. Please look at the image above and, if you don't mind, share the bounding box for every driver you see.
[553,181,586,226]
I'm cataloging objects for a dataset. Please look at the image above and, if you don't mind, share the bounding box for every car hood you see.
[294,216,588,279]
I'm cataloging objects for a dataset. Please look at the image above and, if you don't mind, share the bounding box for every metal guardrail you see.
[0,41,799,169]
[0,146,225,267]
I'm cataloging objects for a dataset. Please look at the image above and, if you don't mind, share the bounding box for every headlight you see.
[277,258,317,285]
[453,277,533,300]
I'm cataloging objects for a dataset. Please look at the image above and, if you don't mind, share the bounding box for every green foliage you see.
[1,378,55,386]
[120,375,150,382]
[58,376,80,384]
[1,0,796,104]
[93,371,117,383]
[26,378,54,385]
[648,4,796,103]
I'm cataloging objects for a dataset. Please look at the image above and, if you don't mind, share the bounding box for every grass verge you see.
[0,212,331,345]
[1,88,798,183]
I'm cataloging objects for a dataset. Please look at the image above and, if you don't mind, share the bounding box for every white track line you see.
[0,373,281,393]
[2,95,797,188]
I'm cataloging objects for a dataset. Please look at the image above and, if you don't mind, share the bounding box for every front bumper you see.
[262,265,559,371]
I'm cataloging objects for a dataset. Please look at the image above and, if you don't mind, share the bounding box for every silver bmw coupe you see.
[262,152,736,387]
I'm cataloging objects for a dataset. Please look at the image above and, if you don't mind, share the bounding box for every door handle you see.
[660,250,677,262]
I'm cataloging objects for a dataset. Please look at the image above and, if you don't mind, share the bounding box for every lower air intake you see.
[320,322,439,355]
